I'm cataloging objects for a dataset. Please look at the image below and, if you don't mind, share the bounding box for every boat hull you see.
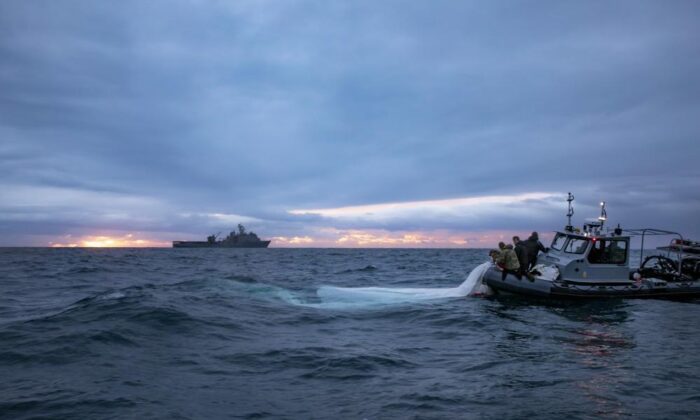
[484,267,700,299]
[172,241,271,248]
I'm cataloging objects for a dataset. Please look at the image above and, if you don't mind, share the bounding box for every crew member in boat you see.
[497,241,521,280]
[489,249,504,276]
[512,236,528,277]
[521,232,546,270]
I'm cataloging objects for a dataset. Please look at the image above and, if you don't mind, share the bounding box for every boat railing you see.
[622,228,684,276]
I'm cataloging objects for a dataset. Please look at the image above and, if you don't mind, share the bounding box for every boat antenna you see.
[565,192,575,231]
[598,201,607,229]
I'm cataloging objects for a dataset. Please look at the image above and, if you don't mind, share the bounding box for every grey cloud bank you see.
[1,0,699,246]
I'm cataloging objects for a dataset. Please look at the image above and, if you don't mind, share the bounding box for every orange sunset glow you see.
[50,234,169,248]
[47,229,552,248]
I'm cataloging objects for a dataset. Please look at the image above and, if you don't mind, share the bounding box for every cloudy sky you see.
[1,0,699,247]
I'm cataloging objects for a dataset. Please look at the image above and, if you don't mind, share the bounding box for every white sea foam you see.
[97,291,126,301]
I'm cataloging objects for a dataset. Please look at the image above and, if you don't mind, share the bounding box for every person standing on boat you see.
[512,236,528,277]
[522,232,546,270]
[498,242,521,280]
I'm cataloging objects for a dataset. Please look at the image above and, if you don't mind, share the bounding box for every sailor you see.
[512,236,528,276]
[498,242,521,280]
[522,232,547,270]
[489,249,501,265]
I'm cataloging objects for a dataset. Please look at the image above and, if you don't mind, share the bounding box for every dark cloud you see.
[1,0,699,245]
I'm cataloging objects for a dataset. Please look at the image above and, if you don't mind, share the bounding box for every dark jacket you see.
[522,235,546,268]
[514,242,528,269]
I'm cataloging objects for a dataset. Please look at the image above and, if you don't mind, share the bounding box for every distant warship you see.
[172,224,271,248]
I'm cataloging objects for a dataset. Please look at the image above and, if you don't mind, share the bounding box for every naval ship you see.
[172,224,271,248]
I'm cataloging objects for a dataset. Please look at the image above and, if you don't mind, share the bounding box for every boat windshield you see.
[564,237,589,254]
[551,233,567,251]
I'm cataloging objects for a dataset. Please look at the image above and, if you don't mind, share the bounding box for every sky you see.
[1,0,699,248]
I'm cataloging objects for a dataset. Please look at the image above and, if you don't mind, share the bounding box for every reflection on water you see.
[570,327,633,418]
[555,300,632,324]
[575,370,629,418]
[486,297,638,417]
[571,328,634,358]
[562,303,635,418]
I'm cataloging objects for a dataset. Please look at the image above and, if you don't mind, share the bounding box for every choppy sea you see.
[1,248,700,419]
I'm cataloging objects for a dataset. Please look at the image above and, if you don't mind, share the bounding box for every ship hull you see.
[172,241,271,248]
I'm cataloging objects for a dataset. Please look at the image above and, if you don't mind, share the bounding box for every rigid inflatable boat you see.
[484,194,700,299]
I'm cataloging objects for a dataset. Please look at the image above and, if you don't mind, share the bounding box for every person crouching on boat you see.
[489,249,504,271]
[497,242,521,280]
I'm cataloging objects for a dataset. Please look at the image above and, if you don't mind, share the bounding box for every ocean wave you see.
[223,274,259,283]
[87,330,138,347]
[0,397,138,419]
[63,265,113,274]
[335,265,378,274]
[300,354,415,380]
[126,307,200,330]
[0,343,97,366]
[216,347,414,380]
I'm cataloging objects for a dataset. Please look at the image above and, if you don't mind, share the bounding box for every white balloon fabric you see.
[311,262,493,309]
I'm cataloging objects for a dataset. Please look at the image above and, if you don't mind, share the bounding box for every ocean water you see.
[1,248,699,419]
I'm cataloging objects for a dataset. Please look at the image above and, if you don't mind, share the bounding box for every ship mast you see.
[598,201,607,229]
[565,192,575,232]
